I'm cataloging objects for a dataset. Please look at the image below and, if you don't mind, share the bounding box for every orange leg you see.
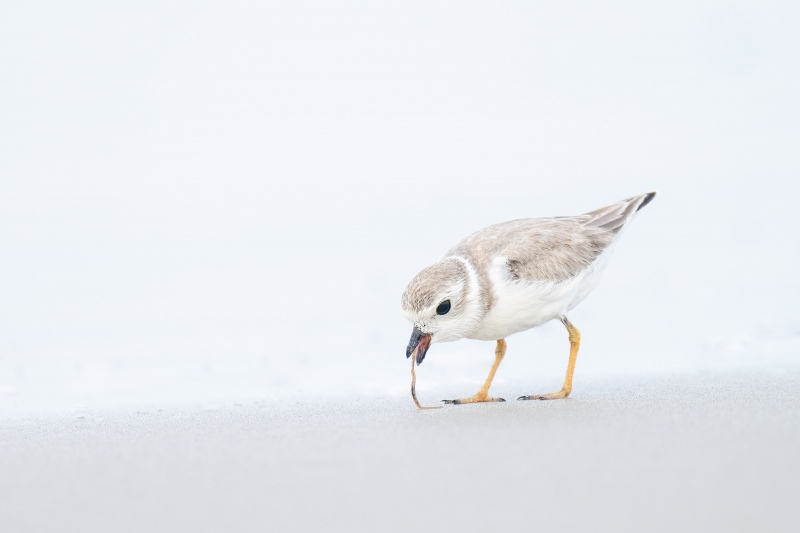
[443,339,507,405]
[518,318,580,401]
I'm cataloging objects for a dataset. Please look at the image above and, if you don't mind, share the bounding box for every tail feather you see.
[583,191,656,234]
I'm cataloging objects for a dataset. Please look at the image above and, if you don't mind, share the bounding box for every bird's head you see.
[401,257,482,364]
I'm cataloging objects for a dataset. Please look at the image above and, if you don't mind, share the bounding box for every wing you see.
[581,191,656,234]
[446,192,655,283]
[503,218,613,282]
[447,217,611,282]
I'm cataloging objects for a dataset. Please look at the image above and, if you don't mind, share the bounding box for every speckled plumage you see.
[400,259,467,313]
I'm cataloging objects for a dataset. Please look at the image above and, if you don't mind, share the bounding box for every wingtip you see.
[637,191,657,212]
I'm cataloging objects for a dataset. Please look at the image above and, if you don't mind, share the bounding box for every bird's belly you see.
[467,279,578,340]
[467,250,613,341]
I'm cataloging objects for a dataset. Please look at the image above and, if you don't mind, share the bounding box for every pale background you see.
[1,1,798,413]
[3,3,800,532]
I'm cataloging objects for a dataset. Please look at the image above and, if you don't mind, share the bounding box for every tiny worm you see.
[410,355,442,410]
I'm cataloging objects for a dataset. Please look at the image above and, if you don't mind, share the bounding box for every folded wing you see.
[448,192,656,284]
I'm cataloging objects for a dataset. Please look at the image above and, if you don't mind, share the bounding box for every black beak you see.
[406,326,432,365]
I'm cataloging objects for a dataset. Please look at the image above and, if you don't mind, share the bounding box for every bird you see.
[401,191,656,405]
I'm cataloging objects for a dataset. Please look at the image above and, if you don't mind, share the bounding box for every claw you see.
[443,397,505,404]
[519,394,560,401]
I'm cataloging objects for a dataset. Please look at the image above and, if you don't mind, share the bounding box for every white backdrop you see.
[2,1,799,416]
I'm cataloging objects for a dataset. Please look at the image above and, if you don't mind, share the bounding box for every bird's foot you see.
[442,394,506,405]
[518,389,570,401]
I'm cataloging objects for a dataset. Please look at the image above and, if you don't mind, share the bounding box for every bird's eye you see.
[436,300,451,315]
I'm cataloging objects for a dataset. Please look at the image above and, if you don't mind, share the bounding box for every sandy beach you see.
[3,1,800,532]
[2,368,798,533]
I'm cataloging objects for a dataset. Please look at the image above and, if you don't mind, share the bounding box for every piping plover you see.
[402,192,656,405]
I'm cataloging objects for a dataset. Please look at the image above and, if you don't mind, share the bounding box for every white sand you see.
[2,369,798,533]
